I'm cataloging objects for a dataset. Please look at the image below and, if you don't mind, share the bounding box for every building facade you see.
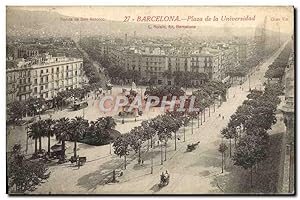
[96,40,255,84]
[6,54,83,104]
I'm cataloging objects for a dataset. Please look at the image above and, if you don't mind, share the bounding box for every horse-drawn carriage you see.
[159,171,170,187]
[72,101,88,111]
[69,155,87,166]
[186,141,200,152]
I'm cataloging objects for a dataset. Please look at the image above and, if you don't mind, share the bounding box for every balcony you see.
[40,81,49,85]
[40,72,50,76]
[18,89,31,95]
[19,82,32,87]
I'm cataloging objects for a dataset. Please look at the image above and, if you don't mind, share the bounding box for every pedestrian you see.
[161,172,164,182]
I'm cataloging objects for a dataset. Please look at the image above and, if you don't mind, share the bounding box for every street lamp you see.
[109,141,112,155]
[151,146,154,174]
[174,130,177,150]
[25,125,29,154]
[248,74,251,91]
[183,113,186,142]
[164,140,167,161]
[191,116,194,135]
[197,112,200,128]
[160,141,163,165]
[138,139,142,164]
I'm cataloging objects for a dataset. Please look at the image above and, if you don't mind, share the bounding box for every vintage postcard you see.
[6,6,295,195]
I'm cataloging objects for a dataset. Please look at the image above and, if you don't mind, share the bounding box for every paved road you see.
[24,41,288,194]
[91,41,289,194]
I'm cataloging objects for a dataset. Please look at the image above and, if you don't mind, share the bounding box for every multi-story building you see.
[7,59,32,103]
[6,54,83,104]
[96,40,256,85]
[167,53,190,72]
[17,48,39,59]
[190,49,222,81]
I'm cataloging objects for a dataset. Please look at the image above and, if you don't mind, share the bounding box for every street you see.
[28,41,288,194]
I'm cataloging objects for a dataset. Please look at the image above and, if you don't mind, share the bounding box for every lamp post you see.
[200,110,203,125]
[25,125,29,154]
[197,112,200,128]
[183,115,186,142]
[191,116,194,135]
[164,140,167,161]
[174,130,177,150]
[160,142,163,165]
[151,146,153,174]
[248,74,251,91]
[109,141,112,155]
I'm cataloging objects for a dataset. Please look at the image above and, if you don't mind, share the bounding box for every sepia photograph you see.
[6,5,295,195]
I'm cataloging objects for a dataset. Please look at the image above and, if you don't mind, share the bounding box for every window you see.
[34,79,37,84]
[28,78,30,83]
[46,69,48,73]
[52,68,54,73]
[57,67,59,72]
[75,71,77,76]
[34,87,37,93]
[40,86,43,91]
[41,70,43,74]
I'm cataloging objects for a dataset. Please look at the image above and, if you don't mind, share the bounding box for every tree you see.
[83,117,117,146]
[141,120,156,148]
[164,114,181,150]
[113,133,131,169]
[246,89,263,100]
[8,144,50,193]
[218,142,228,173]
[28,120,44,154]
[26,97,45,117]
[42,119,55,154]
[221,127,237,157]
[69,117,89,157]
[7,101,26,123]
[232,133,269,187]
[53,118,71,162]
[128,126,144,163]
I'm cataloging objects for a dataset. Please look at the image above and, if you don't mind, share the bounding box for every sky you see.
[9,6,294,34]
